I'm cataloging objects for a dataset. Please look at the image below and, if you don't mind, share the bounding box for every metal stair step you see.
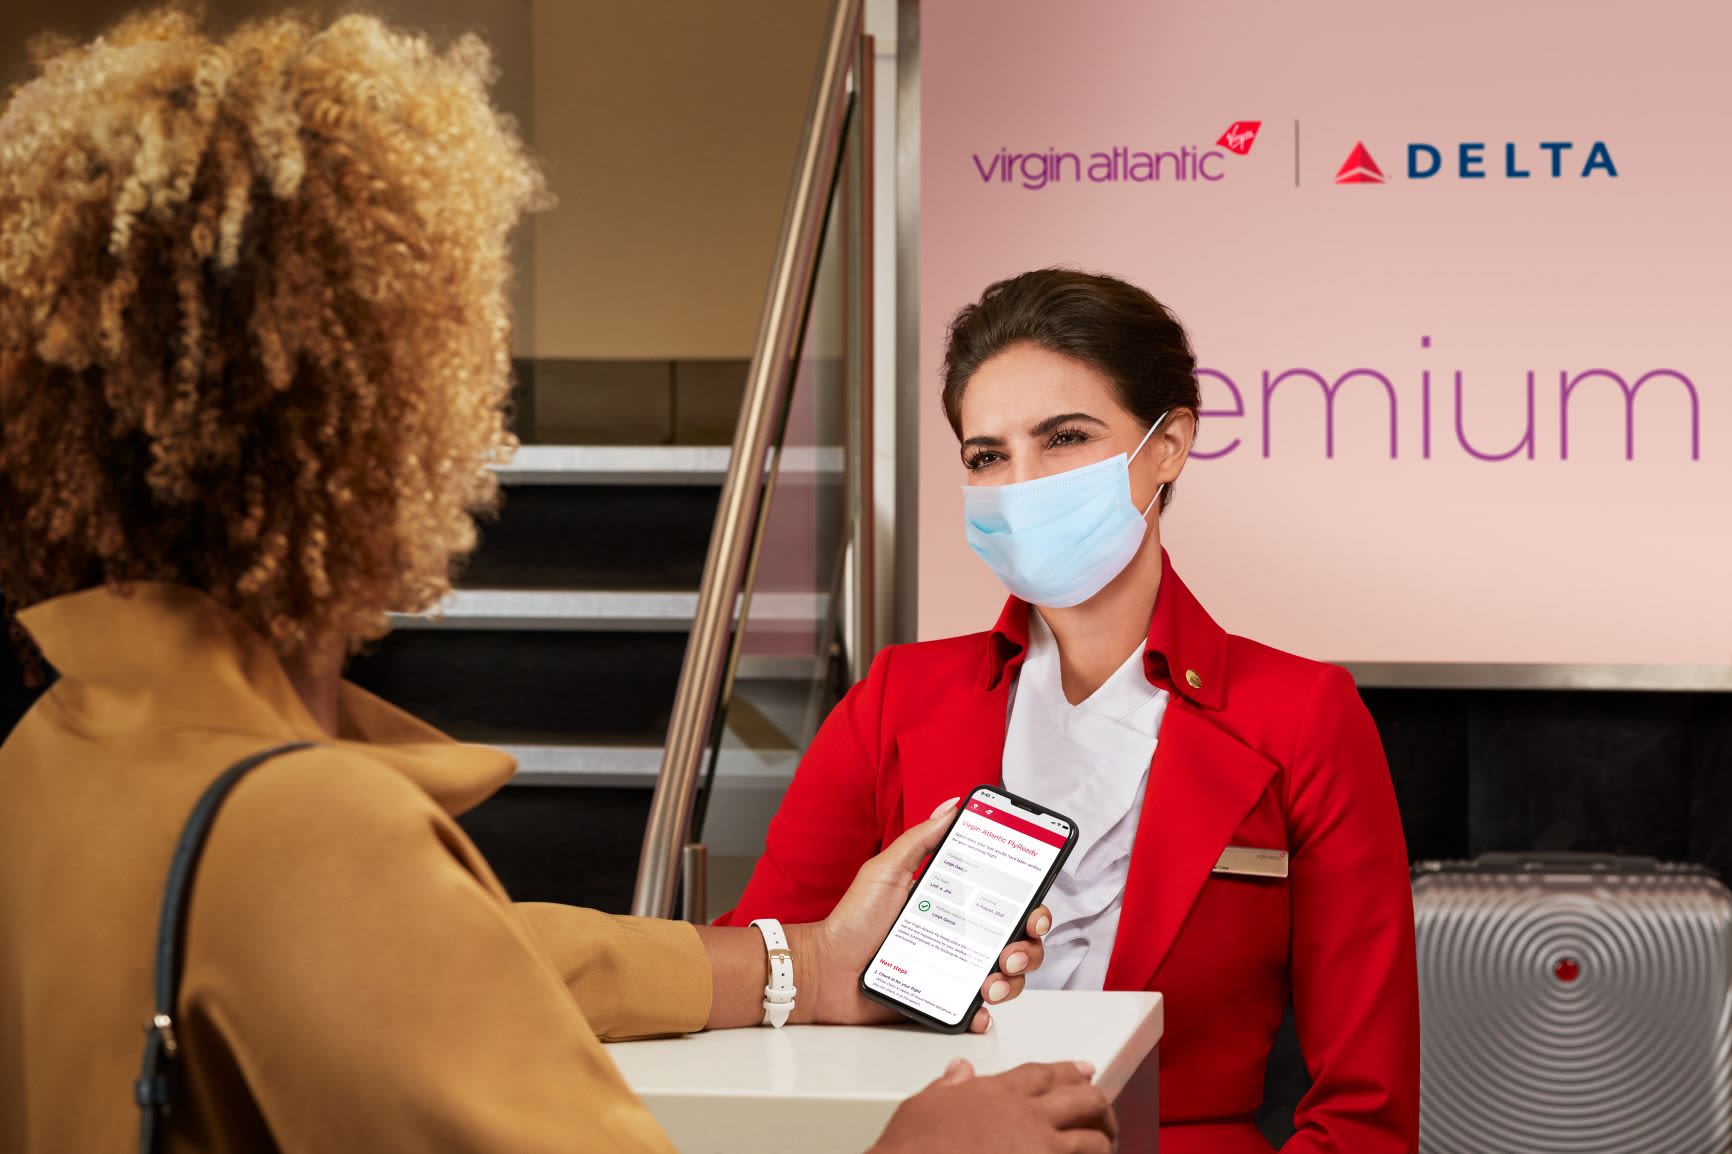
[499,742,800,789]
[494,444,842,486]
[390,589,829,633]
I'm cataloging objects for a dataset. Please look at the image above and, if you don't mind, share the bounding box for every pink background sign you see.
[916,0,1732,665]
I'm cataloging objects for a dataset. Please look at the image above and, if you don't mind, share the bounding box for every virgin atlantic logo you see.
[968,118,1262,191]
[1216,121,1261,156]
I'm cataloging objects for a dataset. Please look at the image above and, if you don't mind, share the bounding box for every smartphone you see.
[859,785,1078,1033]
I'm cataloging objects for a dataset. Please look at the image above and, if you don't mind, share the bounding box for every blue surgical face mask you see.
[962,412,1170,609]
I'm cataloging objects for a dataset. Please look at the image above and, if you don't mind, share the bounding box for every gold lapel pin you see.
[1185,669,1203,690]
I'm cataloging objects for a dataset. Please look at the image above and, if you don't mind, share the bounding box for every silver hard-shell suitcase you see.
[1413,853,1732,1154]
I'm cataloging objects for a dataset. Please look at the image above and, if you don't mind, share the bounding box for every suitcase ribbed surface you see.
[1414,857,1732,1154]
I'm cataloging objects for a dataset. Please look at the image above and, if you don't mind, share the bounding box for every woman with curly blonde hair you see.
[0,9,1113,1154]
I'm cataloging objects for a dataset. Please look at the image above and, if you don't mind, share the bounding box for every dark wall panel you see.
[1362,687,1471,863]
[0,607,44,740]
[457,785,652,914]
[1466,691,1694,861]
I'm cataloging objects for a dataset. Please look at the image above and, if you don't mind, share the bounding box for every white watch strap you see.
[750,918,796,1028]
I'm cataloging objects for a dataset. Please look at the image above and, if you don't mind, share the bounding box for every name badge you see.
[1213,846,1289,878]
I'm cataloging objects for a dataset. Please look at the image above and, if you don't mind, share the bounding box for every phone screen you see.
[862,787,1075,1028]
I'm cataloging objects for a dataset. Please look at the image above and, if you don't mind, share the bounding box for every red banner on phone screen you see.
[966,798,1068,847]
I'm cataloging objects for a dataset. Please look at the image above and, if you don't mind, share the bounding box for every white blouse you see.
[1000,610,1168,990]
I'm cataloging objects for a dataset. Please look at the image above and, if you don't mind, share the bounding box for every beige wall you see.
[4,0,827,363]
[529,1,827,360]
[1,1,534,135]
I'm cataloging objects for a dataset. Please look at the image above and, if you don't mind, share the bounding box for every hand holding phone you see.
[799,794,1055,1034]
[860,786,1078,1032]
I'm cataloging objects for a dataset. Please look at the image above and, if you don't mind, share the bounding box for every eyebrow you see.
[961,411,1107,449]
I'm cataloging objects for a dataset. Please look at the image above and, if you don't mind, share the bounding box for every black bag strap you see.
[135,742,316,1154]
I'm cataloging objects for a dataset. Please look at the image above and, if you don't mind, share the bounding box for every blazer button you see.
[1185,669,1203,690]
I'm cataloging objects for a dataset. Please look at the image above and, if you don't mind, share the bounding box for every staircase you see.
[347,362,824,915]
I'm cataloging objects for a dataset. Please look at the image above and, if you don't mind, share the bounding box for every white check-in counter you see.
[605,990,1163,1153]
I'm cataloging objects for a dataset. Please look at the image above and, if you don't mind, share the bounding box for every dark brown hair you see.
[941,268,1200,508]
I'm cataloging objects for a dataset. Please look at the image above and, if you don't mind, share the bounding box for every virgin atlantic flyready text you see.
[955,818,1044,859]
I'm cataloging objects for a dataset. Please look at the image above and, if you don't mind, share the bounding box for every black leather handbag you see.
[134,742,315,1154]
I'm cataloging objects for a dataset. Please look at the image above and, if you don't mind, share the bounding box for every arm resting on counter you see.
[514,904,713,1039]
[518,903,832,1033]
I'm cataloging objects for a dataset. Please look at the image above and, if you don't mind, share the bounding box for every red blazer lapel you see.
[1104,699,1279,993]
[895,682,1012,832]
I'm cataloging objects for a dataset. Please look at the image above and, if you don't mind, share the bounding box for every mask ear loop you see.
[1128,410,1171,463]
[1131,409,1173,518]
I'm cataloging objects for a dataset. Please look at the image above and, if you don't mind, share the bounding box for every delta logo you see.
[970,119,1261,190]
[1336,142,1384,184]
[1335,138,1619,185]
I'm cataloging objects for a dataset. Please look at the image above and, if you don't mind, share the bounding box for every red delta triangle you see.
[1336,141,1385,184]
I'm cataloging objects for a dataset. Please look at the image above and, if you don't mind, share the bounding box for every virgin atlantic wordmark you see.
[970,119,1261,189]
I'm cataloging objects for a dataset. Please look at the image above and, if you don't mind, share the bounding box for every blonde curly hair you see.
[0,5,549,659]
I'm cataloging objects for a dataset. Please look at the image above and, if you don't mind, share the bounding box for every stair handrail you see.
[631,0,864,919]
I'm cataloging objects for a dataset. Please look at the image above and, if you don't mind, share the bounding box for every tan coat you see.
[0,584,709,1153]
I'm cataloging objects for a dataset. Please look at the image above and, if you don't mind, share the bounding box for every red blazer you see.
[720,552,1420,1154]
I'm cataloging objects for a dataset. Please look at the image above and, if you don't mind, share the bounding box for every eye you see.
[1047,427,1091,449]
[963,450,1003,472]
